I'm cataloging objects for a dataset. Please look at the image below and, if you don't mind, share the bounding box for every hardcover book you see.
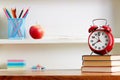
[82,55,120,61]
[81,66,120,72]
[81,55,120,73]
[82,60,120,67]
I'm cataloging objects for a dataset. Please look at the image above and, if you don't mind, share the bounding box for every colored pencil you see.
[19,9,24,18]
[3,8,9,18]
[6,8,12,18]
[22,8,29,18]
[11,8,17,18]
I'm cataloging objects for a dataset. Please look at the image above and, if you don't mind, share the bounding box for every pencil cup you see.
[8,18,26,39]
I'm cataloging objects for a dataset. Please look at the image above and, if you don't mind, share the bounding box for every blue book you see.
[7,63,26,66]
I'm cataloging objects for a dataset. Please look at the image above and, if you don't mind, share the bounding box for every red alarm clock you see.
[88,19,114,55]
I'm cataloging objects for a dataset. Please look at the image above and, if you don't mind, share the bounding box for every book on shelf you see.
[7,59,26,71]
[81,66,120,72]
[82,55,120,61]
[81,55,120,73]
[82,60,120,67]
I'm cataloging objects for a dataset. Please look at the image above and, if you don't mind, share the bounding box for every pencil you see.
[19,9,24,18]
[11,8,17,18]
[3,8,9,18]
[22,8,29,18]
[6,8,12,18]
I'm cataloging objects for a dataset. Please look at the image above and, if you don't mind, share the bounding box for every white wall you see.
[111,0,120,38]
[0,0,117,70]
[0,44,90,69]
[0,0,114,38]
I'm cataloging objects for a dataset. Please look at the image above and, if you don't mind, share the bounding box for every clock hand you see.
[92,40,99,46]
[92,39,101,46]
[97,32,102,42]
[97,32,100,40]
[94,37,98,40]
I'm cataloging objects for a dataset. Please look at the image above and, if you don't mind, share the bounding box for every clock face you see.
[89,31,109,51]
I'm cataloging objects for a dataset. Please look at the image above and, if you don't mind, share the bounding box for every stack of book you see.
[81,55,120,72]
[7,59,26,71]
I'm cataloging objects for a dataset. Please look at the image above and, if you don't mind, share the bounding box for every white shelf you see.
[0,38,87,44]
[114,38,120,43]
[0,38,119,44]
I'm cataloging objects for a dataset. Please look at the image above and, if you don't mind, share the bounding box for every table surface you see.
[0,69,120,80]
[0,69,119,76]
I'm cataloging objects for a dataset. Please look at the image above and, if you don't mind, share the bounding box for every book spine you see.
[8,60,25,62]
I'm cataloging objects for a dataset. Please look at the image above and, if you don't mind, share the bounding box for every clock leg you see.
[90,52,94,55]
[105,50,111,55]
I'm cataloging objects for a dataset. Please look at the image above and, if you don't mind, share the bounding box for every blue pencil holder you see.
[8,18,26,39]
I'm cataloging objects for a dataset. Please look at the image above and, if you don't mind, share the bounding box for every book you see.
[7,68,26,71]
[8,60,25,62]
[81,66,120,72]
[82,60,120,67]
[82,55,120,61]
[7,63,26,66]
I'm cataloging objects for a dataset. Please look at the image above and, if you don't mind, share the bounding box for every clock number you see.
[92,36,95,38]
[102,32,104,35]
[91,40,93,42]
[98,32,100,36]
[106,39,108,42]
[98,47,101,50]
[95,33,97,36]
[92,44,95,46]
[105,43,107,46]
[102,46,105,49]
[95,46,97,49]
[105,36,107,38]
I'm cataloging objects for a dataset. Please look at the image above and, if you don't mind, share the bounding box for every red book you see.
[8,60,25,62]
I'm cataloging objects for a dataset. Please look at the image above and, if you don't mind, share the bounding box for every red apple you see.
[29,25,44,39]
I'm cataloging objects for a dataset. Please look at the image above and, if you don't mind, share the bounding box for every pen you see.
[3,8,9,18]
[6,8,12,18]
[22,8,29,18]
[18,9,24,18]
[11,8,17,18]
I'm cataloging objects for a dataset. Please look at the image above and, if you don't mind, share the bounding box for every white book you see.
[81,66,120,72]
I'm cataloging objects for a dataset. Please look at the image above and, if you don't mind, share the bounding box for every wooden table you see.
[0,69,120,80]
